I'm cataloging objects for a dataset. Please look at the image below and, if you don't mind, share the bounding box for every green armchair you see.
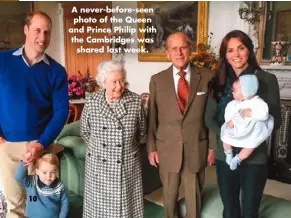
[54,120,162,216]
[55,121,85,198]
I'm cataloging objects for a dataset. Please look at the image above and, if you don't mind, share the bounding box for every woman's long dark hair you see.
[210,30,261,100]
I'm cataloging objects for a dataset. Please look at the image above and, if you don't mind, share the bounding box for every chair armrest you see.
[57,136,86,160]
[55,121,80,143]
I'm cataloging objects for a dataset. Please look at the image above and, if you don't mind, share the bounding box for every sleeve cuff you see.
[38,139,49,148]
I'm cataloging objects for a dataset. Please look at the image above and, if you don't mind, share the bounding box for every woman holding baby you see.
[205,30,282,218]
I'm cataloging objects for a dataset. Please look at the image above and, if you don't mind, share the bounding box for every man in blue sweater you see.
[0,10,68,218]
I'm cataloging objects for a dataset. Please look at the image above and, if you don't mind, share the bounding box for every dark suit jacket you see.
[146,64,213,173]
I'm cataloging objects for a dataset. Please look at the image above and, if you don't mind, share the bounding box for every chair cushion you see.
[55,121,80,141]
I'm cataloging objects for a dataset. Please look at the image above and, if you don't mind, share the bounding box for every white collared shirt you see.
[12,46,50,67]
[173,63,191,95]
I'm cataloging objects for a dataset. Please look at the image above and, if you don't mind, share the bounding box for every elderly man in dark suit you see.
[147,32,214,218]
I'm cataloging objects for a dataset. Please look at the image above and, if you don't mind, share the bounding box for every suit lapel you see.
[184,65,201,116]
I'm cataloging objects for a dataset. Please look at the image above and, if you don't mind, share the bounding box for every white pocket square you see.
[196,92,206,95]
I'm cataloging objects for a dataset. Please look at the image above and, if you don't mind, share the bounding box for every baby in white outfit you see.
[221,74,274,170]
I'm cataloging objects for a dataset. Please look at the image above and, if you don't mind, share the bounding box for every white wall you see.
[208,1,249,52]
[35,1,249,94]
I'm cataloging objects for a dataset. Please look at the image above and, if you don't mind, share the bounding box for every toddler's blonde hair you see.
[35,153,59,169]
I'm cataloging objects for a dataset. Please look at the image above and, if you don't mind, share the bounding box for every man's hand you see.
[0,137,6,144]
[226,120,234,128]
[240,108,252,117]
[148,151,159,167]
[207,149,215,166]
[23,142,43,165]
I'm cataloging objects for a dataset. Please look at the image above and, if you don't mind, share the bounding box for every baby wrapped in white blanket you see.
[221,74,274,170]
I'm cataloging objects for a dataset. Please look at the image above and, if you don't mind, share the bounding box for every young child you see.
[221,74,274,170]
[15,153,69,218]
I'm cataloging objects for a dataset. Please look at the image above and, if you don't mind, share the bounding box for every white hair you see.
[95,60,127,88]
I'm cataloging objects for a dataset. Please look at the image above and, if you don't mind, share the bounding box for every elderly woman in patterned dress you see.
[80,60,147,218]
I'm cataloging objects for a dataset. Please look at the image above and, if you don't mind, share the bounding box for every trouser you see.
[159,163,205,218]
[0,141,51,218]
[0,141,30,218]
[215,159,268,218]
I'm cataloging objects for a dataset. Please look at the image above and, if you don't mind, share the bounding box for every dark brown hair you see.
[25,11,52,27]
[211,30,261,98]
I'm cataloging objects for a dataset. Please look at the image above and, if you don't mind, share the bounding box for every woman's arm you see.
[250,98,269,121]
[205,96,220,150]
[138,101,147,144]
[80,95,92,145]
[205,96,220,136]
[266,74,282,129]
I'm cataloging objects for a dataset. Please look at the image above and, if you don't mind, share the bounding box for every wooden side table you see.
[51,144,64,155]
[68,99,85,123]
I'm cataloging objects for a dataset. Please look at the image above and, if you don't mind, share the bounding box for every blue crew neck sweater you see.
[0,49,69,147]
[15,161,69,218]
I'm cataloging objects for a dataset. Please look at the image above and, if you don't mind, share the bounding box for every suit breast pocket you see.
[196,92,207,96]
[193,93,208,118]
[195,92,207,104]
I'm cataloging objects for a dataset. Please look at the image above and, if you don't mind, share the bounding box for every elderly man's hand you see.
[23,142,43,165]
[148,151,159,167]
[0,137,6,144]
[207,149,215,166]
